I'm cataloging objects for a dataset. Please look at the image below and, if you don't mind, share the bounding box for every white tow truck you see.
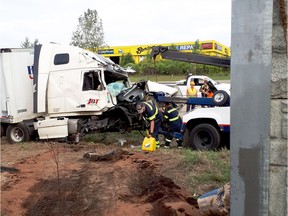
[151,46,231,150]
[175,75,230,97]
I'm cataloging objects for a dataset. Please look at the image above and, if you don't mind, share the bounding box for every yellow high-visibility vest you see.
[187,88,197,97]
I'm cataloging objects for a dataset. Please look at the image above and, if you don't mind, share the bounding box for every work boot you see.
[164,140,171,149]
[177,140,183,149]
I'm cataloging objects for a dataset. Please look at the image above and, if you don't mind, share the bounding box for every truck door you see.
[47,68,111,115]
[79,70,112,112]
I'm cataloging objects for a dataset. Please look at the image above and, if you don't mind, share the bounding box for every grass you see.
[179,148,230,194]
[129,74,230,82]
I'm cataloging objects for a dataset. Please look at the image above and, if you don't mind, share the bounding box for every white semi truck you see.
[0,43,152,143]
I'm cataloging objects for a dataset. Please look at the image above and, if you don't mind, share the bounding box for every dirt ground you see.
[1,137,203,216]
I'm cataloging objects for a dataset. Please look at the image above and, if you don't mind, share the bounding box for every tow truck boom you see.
[151,46,230,68]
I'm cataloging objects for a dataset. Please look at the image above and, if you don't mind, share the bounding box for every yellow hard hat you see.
[190,81,195,85]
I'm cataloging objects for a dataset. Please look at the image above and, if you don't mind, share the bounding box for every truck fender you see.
[105,106,134,127]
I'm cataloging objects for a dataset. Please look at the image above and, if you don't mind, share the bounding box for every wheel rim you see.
[10,127,25,142]
[195,130,213,148]
[214,93,224,102]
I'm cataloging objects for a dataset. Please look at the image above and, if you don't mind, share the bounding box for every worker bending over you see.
[136,101,163,148]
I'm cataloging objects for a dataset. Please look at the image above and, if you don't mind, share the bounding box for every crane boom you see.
[151,46,230,68]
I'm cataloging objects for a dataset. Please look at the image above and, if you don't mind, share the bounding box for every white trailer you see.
[1,48,44,142]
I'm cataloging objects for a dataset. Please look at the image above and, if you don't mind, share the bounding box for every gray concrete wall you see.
[269,0,288,215]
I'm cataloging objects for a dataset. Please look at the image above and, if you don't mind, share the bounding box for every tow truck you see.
[150,46,231,150]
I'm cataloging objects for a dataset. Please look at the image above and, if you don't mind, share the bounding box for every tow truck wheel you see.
[212,90,229,106]
[189,123,220,150]
[6,123,31,144]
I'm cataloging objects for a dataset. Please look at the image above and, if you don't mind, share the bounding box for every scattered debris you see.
[197,182,230,216]
[117,138,127,146]
[1,166,20,173]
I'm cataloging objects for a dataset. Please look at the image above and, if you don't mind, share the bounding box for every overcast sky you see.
[0,0,231,48]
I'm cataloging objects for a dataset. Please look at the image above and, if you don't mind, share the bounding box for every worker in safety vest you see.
[162,102,183,148]
[186,81,198,111]
[206,89,214,98]
[136,101,163,148]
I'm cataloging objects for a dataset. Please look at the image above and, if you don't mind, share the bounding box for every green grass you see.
[129,74,230,82]
[179,148,230,194]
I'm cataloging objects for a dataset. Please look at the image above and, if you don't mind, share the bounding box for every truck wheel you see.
[6,123,31,144]
[189,124,220,150]
[212,90,230,106]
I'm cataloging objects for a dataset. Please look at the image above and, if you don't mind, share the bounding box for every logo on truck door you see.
[87,98,99,105]
[27,65,34,79]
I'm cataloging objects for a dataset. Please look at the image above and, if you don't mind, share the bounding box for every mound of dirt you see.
[1,140,202,216]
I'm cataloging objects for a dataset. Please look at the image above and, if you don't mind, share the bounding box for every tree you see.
[120,53,135,66]
[70,9,106,51]
[21,37,39,48]
[192,39,202,54]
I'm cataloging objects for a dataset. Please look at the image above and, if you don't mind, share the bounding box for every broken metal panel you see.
[230,0,273,215]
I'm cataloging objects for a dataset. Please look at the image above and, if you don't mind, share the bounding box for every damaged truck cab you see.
[1,43,143,143]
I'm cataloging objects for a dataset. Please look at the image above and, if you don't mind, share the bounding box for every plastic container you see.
[142,137,156,152]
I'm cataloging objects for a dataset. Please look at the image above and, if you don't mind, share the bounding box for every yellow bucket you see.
[142,136,156,152]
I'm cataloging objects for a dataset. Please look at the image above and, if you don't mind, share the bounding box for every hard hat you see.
[190,81,195,85]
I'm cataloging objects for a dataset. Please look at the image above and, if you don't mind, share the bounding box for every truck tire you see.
[6,123,31,144]
[212,90,230,106]
[189,123,220,150]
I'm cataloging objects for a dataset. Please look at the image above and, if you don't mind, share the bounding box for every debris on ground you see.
[197,182,230,216]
